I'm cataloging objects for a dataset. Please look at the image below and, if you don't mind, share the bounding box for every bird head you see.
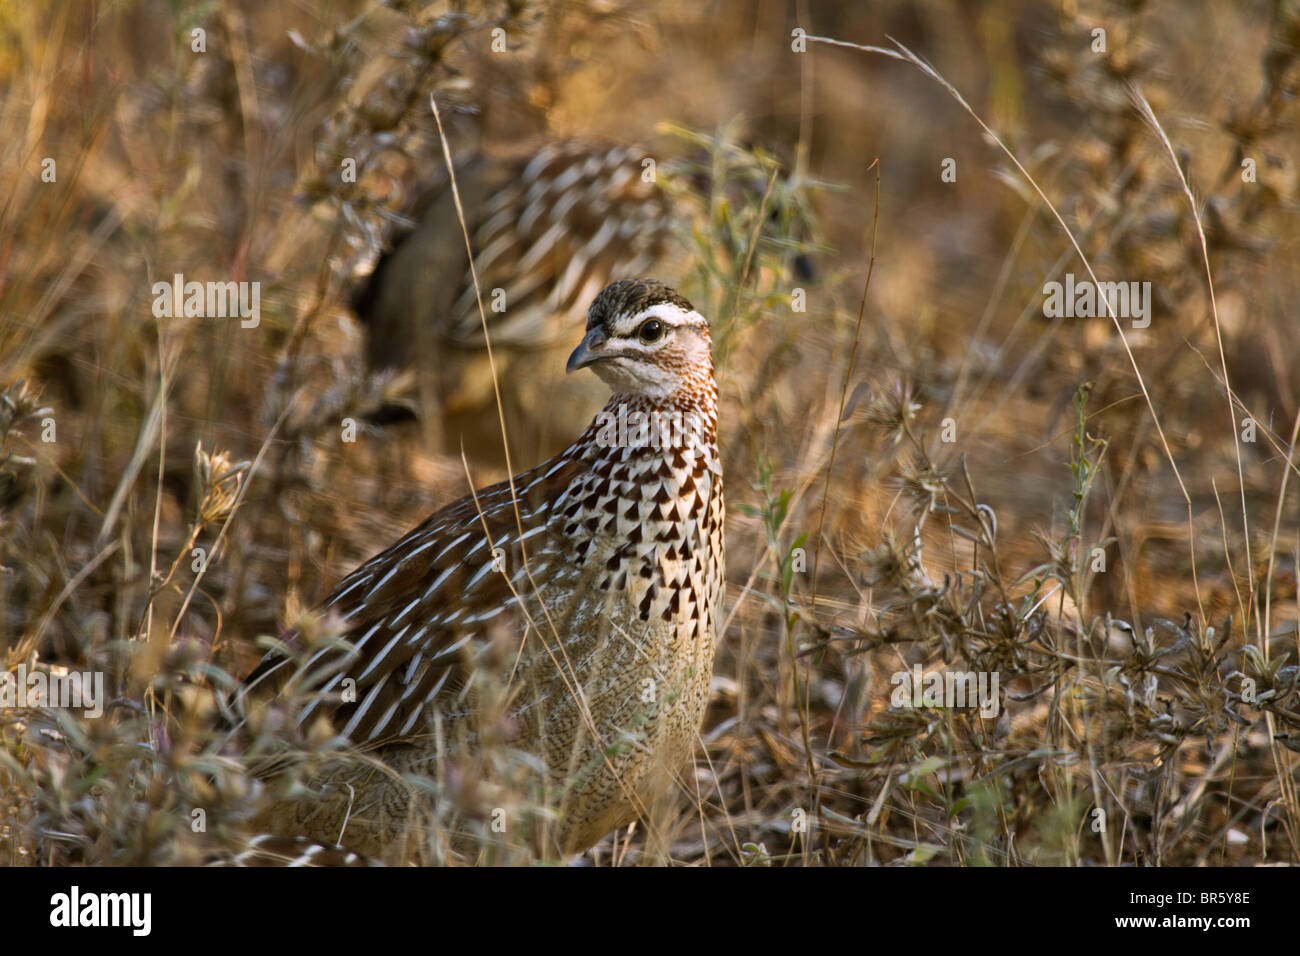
[566,279,713,400]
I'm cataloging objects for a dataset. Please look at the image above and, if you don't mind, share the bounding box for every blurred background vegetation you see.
[1,0,1298,865]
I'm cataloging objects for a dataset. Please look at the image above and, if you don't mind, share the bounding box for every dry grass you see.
[1,0,1298,865]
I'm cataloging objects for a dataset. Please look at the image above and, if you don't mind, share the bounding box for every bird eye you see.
[638,319,664,343]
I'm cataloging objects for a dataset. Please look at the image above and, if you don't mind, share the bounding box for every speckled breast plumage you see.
[253,395,722,859]
[247,279,724,861]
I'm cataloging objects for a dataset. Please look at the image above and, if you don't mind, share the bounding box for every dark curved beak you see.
[566,327,608,373]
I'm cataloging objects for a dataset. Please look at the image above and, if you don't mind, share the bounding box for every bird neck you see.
[593,383,718,456]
